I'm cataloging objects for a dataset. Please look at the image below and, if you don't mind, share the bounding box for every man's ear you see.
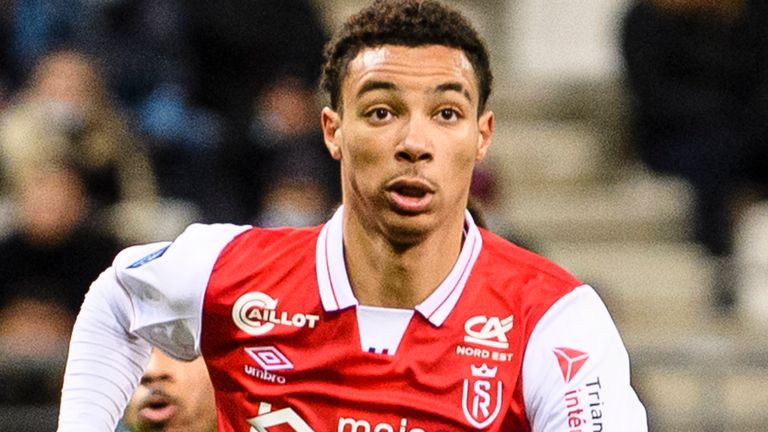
[321,107,342,160]
[476,110,494,161]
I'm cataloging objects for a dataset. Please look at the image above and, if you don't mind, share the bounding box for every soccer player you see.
[117,349,216,432]
[58,0,648,430]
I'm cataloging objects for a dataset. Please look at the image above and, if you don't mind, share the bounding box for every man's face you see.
[322,44,493,243]
[122,350,216,432]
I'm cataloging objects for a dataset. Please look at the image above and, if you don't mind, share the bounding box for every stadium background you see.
[1,0,768,430]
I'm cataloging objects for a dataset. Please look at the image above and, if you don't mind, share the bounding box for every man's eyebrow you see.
[356,80,397,99]
[435,82,472,103]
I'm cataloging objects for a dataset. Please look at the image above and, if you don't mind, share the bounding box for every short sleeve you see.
[113,223,250,359]
[522,285,648,431]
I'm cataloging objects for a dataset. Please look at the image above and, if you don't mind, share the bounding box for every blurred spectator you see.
[0,0,12,110]
[0,0,90,94]
[135,78,228,223]
[226,77,340,225]
[0,0,334,225]
[469,162,539,252]
[0,162,121,316]
[180,0,334,224]
[182,0,327,135]
[621,0,768,310]
[76,0,229,220]
[0,163,121,405]
[256,179,334,228]
[78,0,192,112]
[0,1,218,219]
[0,48,158,210]
[116,349,216,432]
[0,296,74,405]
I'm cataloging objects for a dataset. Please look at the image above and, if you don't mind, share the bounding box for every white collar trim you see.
[315,205,483,326]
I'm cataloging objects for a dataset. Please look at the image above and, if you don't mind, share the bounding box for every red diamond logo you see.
[553,347,589,383]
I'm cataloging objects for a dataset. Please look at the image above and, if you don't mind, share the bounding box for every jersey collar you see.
[315,205,483,326]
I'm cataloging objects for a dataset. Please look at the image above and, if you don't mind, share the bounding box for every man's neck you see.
[342,210,465,309]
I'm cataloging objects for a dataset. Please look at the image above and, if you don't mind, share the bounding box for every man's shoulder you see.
[213,223,325,269]
[114,223,323,271]
[473,229,596,342]
[112,223,248,270]
[477,228,582,290]
[226,223,324,248]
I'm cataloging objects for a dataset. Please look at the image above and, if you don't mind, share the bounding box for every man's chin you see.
[136,421,187,432]
[135,422,165,432]
[381,213,436,246]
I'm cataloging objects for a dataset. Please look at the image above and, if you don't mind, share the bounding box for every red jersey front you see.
[194,207,646,431]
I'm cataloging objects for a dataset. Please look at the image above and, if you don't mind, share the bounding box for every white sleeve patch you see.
[522,285,648,431]
[114,223,250,359]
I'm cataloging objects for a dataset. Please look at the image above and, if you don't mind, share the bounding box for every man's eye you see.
[438,108,458,121]
[370,108,391,120]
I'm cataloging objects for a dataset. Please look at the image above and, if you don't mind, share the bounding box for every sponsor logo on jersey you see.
[462,363,503,429]
[246,346,294,371]
[554,347,605,431]
[463,315,514,349]
[232,292,320,336]
[127,244,170,268]
[553,347,589,383]
[456,314,514,363]
[243,346,292,384]
[247,404,428,432]
[562,377,604,432]
[455,345,513,362]
[338,416,426,432]
[247,401,314,431]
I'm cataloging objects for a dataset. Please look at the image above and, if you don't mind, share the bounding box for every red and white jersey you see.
[107,206,646,431]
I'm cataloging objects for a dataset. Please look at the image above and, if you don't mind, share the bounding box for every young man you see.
[58,1,648,430]
[118,349,216,432]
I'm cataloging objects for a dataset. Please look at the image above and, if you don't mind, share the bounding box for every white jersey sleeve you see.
[114,223,249,358]
[523,285,648,431]
[57,223,249,432]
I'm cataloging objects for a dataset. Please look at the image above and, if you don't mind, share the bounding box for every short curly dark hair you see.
[320,0,493,114]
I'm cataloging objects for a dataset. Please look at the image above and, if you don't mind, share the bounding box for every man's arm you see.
[522,285,648,431]
[58,266,152,431]
[57,223,251,431]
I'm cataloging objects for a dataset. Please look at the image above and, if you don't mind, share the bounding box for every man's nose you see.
[140,351,174,385]
[396,117,434,163]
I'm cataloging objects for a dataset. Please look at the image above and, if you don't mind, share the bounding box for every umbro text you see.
[244,365,287,384]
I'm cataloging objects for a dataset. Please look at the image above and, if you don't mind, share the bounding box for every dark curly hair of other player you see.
[320,0,493,115]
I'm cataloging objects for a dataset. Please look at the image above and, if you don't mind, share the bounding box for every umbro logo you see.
[244,346,293,385]
[245,346,294,371]
[463,314,514,349]
[553,347,589,383]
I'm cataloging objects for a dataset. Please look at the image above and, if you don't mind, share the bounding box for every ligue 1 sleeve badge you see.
[462,363,503,429]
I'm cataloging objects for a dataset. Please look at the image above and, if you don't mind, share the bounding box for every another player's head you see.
[121,349,216,432]
[319,0,494,243]
[320,0,493,115]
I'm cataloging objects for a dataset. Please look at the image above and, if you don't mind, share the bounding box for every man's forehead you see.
[343,45,477,96]
[349,44,474,74]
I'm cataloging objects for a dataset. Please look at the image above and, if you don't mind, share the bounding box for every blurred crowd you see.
[0,0,339,412]
[621,0,768,313]
[4,0,768,425]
